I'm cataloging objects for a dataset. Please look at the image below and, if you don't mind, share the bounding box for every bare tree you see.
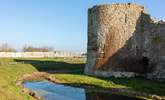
[0,43,16,52]
[22,45,54,52]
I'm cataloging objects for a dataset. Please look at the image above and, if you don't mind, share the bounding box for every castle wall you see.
[143,21,165,79]
[85,3,165,79]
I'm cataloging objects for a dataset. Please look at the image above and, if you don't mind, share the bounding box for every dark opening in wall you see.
[142,56,149,72]
[142,56,149,66]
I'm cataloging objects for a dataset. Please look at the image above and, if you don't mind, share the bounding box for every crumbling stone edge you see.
[16,72,165,100]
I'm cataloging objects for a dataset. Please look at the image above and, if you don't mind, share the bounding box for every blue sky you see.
[0,0,165,52]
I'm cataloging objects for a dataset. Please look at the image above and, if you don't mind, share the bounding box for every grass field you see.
[0,58,164,100]
[0,58,85,100]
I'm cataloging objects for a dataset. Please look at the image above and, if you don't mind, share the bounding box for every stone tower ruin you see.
[85,3,165,79]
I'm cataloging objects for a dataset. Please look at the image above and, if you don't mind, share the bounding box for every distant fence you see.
[0,51,84,58]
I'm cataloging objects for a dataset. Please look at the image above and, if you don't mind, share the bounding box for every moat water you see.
[23,81,142,100]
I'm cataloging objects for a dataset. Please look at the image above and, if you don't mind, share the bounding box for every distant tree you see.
[22,45,54,52]
[82,52,87,56]
[40,46,54,52]
[0,43,16,52]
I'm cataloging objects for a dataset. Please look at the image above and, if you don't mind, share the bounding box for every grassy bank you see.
[53,74,165,97]
[0,58,164,100]
[0,58,85,100]
[0,58,36,100]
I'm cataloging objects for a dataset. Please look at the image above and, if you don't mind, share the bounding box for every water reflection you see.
[23,81,142,100]
[85,91,140,100]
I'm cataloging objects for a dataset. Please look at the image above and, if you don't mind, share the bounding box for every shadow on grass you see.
[84,89,142,100]
[14,58,85,74]
[99,77,165,96]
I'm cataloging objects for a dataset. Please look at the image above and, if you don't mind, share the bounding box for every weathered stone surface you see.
[85,3,165,79]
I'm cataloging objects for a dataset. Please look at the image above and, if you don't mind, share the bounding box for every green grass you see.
[0,58,164,100]
[109,78,165,96]
[53,74,165,96]
[0,58,37,100]
[53,74,127,89]
[0,57,84,100]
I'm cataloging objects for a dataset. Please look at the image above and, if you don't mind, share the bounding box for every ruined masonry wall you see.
[85,3,165,79]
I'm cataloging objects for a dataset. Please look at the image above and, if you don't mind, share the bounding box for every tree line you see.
[0,43,54,52]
